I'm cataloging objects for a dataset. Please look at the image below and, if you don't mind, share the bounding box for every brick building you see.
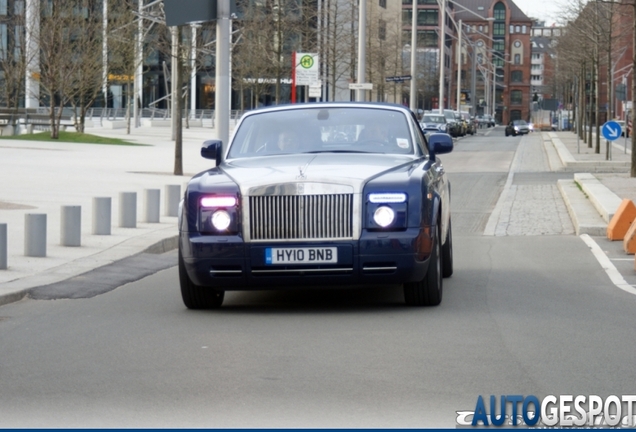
[453,0,532,124]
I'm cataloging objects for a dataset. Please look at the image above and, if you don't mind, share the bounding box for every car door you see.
[413,117,449,238]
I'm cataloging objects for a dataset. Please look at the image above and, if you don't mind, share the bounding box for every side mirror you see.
[427,133,453,161]
[201,140,223,167]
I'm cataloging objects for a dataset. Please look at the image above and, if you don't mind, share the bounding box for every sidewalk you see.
[546,130,636,236]
[0,124,220,306]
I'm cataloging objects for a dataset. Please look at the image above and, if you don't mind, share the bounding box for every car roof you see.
[243,101,414,117]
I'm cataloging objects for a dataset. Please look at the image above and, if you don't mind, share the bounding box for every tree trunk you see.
[595,56,600,154]
[174,28,183,176]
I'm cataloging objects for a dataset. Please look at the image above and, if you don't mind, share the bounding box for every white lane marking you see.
[580,234,636,296]
[483,134,525,236]
[611,258,635,261]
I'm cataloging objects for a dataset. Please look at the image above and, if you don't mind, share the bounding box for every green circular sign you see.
[300,55,314,69]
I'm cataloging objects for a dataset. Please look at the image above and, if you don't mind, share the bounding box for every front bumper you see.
[180,228,433,290]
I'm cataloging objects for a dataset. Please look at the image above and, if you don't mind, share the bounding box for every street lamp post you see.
[438,0,446,113]
[356,0,366,102]
[410,0,418,112]
[456,19,462,113]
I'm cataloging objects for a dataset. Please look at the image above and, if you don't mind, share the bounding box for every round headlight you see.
[211,210,231,231]
[373,206,395,228]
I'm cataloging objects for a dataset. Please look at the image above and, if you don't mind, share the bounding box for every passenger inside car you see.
[358,123,390,144]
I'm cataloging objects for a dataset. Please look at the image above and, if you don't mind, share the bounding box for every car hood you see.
[219,153,417,195]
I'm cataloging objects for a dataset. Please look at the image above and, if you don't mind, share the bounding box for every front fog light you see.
[211,210,231,231]
[374,206,395,228]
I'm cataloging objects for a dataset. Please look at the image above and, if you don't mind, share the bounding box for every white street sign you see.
[295,53,319,86]
[308,84,322,98]
[349,83,373,90]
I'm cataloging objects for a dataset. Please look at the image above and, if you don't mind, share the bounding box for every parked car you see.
[460,111,476,135]
[179,102,455,308]
[452,110,467,136]
[420,113,449,135]
[444,110,465,137]
[615,120,630,137]
[505,119,530,136]
[441,110,461,137]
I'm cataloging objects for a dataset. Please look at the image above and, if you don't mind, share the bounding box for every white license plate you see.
[265,247,338,265]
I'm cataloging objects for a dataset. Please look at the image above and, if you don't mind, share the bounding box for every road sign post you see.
[602,120,622,161]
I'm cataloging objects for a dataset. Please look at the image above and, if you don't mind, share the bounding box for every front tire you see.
[442,217,453,278]
[404,224,443,306]
[179,248,225,309]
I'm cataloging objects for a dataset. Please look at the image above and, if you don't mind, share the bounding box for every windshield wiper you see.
[305,150,373,154]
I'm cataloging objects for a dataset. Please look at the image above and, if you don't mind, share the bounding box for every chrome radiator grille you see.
[249,194,353,240]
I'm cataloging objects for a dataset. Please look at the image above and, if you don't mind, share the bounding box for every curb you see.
[557,179,607,236]
[548,132,631,172]
[0,232,179,308]
[573,173,623,223]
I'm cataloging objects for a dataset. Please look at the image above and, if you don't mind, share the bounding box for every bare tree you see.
[37,0,90,138]
[0,9,28,111]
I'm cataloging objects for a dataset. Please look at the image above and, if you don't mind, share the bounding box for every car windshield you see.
[513,120,527,126]
[227,107,415,159]
[443,111,455,120]
[423,115,445,123]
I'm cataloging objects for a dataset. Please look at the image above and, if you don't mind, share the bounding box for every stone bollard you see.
[25,213,47,257]
[144,189,161,223]
[0,223,7,269]
[92,197,112,235]
[165,185,181,217]
[119,192,137,228]
[60,205,81,246]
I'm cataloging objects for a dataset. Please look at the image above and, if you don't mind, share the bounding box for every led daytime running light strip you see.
[369,193,407,204]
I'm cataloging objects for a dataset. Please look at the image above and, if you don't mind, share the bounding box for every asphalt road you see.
[0,130,634,428]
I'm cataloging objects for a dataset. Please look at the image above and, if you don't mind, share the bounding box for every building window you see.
[419,9,438,25]
[0,0,6,15]
[510,25,514,34]
[510,110,522,120]
[479,25,483,32]
[379,19,386,40]
[522,25,527,33]
[14,25,22,61]
[14,0,24,15]
[511,90,523,105]
[493,40,504,51]
[494,2,506,20]
[493,23,505,36]
[514,54,520,64]
[493,55,504,67]
[379,0,386,8]
[511,71,523,82]
[515,25,521,33]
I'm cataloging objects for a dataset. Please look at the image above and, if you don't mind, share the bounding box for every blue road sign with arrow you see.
[602,120,622,141]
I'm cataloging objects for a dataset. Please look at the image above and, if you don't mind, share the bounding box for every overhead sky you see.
[513,0,563,26]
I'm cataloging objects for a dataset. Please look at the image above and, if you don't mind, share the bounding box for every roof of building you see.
[531,36,556,53]
[454,0,532,23]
